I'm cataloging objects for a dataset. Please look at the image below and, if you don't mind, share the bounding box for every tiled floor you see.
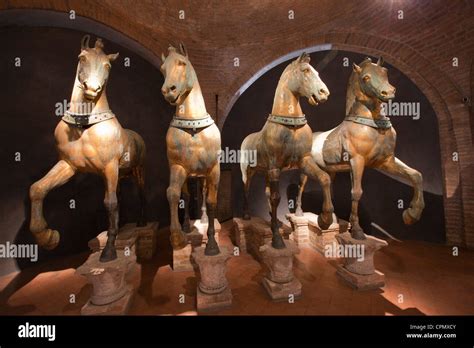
[0,220,473,316]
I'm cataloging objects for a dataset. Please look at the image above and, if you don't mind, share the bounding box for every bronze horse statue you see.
[295,57,424,239]
[160,44,221,256]
[240,52,334,249]
[29,35,147,262]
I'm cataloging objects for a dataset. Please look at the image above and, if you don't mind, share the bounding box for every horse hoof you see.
[35,229,60,250]
[350,228,366,240]
[204,240,220,256]
[100,246,117,262]
[170,231,187,250]
[243,213,251,220]
[317,214,332,230]
[182,222,191,234]
[271,234,286,249]
[403,209,419,225]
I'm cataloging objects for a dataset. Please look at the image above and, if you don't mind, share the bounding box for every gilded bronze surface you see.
[240,53,334,249]
[160,44,221,256]
[296,57,425,239]
[29,36,147,262]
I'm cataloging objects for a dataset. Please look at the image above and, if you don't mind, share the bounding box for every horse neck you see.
[346,74,382,119]
[68,76,110,114]
[175,80,208,119]
[271,73,303,117]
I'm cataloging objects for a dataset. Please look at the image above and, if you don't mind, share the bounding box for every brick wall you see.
[1,0,472,248]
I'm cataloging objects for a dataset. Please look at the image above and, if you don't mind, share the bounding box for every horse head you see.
[76,35,119,101]
[287,52,330,106]
[352,57,396,102]
[160,43,196,105]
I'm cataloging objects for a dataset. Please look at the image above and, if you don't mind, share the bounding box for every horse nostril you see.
[170,85,176,92]
[319,88,327,96]
[381,90,388,96]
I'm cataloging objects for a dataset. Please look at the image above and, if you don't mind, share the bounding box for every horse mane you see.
[345,58,372,116]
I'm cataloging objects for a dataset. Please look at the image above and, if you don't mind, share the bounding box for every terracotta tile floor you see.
[1,220,473,316]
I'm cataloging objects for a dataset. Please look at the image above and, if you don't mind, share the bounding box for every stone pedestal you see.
[172,244,196,272]
[76,251,136,315]
[88,222,159,261]
[285,213,311,246]
[306,213,349,256]
[231,216,291,261]
[335,232,388,290]
[192,246,232,312]
[259,240,302,301]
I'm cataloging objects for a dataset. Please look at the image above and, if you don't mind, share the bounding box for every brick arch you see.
[220,34,473,248]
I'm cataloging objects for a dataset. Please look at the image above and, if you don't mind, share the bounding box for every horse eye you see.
[178,60,186,66]
[304,69,310,73]
[104,63,111,70]
[363,75,371,81]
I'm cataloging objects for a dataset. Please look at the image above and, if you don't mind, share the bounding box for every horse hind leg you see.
[200,178,208,223]
[242,164,255,220]
[204,163,220,256]
[132,165,147,227]
[181,179,191,233]
[30,160,75,250]
[301,156,334,230]
[379,156,425,225]
[265,176,283,227]
[295,173,308,216]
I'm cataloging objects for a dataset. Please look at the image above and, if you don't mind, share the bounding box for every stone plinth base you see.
[232,216,291,261]
[336,265,385,290]
[81,285,134,315]
[196,286,232,312]
[262,277,302,302]
[193,246,232,312]
[88,221,159,261]
[260,240,301,301]
[306,213,349,256]
[76,249,136,315]
[190,219,221,244]
[335,232,388,290]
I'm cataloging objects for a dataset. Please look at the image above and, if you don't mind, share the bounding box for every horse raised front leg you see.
[204,163,220,256]
[30,160,75,250]
[100,161,120,262]
[168,164,188,249]
[181,180,191,233]
[301,156,334,229]
[268,168,285,249]
[349,155,365,240]
[295,173,308,216]
[379,156,425,225]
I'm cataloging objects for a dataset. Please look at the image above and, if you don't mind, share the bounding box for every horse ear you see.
[377,56,384,66]
[107,53,119,62]
[179,43,188,57]
[168,45,176,53]
[353,63,362,73]
[81,35,90,50]
[161,53,166,63]
[94,38,104,50]
[297,52,311,63]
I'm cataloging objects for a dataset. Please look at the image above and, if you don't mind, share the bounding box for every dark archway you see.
[222,49,445,244]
